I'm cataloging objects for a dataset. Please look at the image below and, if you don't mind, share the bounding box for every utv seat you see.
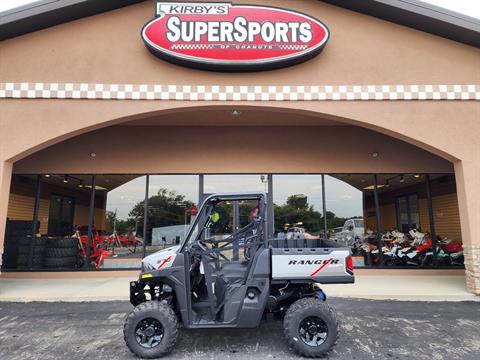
[220,261,248,282]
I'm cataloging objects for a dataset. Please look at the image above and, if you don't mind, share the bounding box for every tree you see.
[274,194,322,233]
[127,188,196,244]
[273,194,356,234]
[105,210,129,234]
[286,194,308,210]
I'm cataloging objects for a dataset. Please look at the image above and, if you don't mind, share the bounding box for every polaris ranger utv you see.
[124,193,354,358]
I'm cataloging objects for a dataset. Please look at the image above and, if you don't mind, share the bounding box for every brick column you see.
[0,161,13,270]
[454,160,480,295]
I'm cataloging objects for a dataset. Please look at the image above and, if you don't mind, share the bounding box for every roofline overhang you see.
[0,0,478,47]
[319,0,480,48]
[0,0,146,41]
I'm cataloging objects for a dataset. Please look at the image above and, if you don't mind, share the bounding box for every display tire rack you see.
[43,237,80,269]
[9,234,82,270]
[15,235,47,269]
[2,220,39,269]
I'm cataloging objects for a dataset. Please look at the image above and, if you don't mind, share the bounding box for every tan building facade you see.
[0,0,479,293]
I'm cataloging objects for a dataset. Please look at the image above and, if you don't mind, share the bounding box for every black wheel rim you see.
[298,316,328,347]
[135,318,164,348]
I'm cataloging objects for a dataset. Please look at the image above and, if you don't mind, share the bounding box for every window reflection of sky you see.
[106,175,363,220]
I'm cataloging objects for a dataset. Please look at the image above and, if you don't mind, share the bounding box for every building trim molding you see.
[0,83,478,101]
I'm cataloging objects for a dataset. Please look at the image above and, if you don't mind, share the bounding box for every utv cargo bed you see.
[269,238,354,284]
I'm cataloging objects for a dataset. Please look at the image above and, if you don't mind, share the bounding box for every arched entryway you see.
[0,104,478,294]
[1,106,466,275]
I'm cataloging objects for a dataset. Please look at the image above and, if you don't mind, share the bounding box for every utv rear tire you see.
[124,301,177,358]
[284,297,339,358]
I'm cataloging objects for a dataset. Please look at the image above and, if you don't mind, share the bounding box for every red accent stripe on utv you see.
[310,258,333,276]
[157,256,172,269]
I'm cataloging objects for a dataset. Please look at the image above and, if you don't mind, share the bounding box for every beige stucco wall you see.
[0,0,479,291]
[0,0,478,85]
[12,124,453,174]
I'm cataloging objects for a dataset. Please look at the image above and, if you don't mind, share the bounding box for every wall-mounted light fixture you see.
[399,175,405,183]
[63,175,69,183]
[231,110,241,116]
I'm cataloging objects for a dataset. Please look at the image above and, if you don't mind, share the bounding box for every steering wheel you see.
[192,239,219,262]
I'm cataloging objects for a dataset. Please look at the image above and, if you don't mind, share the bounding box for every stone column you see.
[0,161,13,270]
[454,160,480,295]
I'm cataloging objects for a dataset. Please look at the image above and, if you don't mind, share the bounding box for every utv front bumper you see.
[130,280,147,306]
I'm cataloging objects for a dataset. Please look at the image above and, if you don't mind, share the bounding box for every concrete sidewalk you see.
[0,271,477,302]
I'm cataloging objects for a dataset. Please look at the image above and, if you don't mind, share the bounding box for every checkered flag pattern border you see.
[0,83,478,101]
[279,45,308,50]
[171,44,214,50]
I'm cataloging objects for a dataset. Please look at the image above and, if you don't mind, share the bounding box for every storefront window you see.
[2,174,108,270]
[146,175,199,256]
[2,172,463,271]
[2,175,38,270]
[325,175,376,267]
[102,175,147,269]
[272,175,323,246]
[429,174,463,267]
[372,174,463,267]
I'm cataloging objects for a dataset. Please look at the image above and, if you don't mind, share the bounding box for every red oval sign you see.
[141,2,330,72]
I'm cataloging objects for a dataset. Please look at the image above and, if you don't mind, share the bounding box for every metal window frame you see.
[28,175,42,270]
[85,175,96,270]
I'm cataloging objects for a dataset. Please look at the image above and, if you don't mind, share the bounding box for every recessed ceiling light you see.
[372,152,379,158]
[90,152,96,158]
[44,174,51,178]
[414,174,421,178]
[63,175,69,183]
[400,175,405,183]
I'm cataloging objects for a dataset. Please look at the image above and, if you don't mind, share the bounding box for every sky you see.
[0,0,479,18]
[105,175,364,220]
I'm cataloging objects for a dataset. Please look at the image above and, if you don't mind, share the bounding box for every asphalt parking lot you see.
[0,298,479,360]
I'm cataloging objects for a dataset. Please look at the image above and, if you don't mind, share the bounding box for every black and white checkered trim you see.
[0,83,478,101]
[171,44,214,50]
[279,44,308,50]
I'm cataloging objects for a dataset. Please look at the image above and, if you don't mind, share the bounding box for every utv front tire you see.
[124,301,177,358]
[284,297,339,357]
